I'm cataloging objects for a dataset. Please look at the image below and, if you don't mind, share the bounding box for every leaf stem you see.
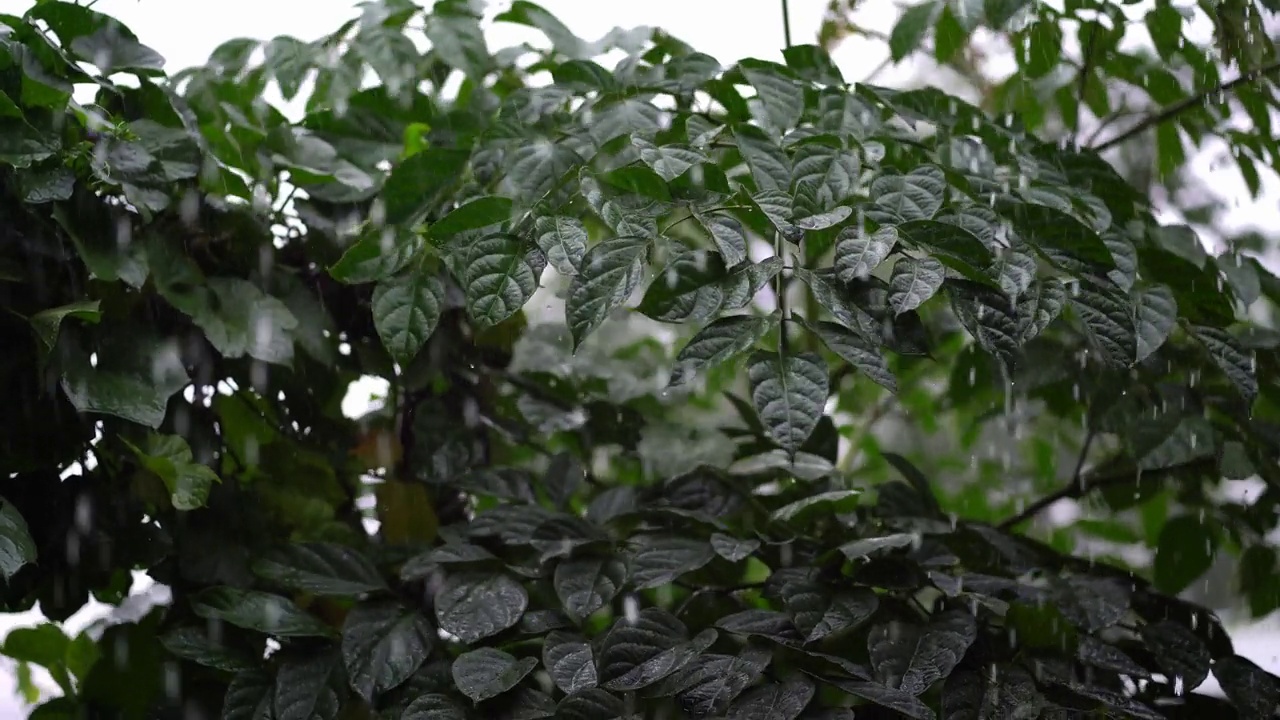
[1091,57,1280,153]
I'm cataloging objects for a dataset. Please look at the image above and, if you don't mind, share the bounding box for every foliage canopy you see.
[3,0,1280,718]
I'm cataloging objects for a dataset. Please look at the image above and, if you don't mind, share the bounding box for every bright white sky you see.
[0,0,1277,712]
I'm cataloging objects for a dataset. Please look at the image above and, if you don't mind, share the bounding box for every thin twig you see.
[781,0,793,50]
[998,455,1217,530]
[1000,429,1094,530]
[1067,28,1099,147]
[1092,57,1280,152]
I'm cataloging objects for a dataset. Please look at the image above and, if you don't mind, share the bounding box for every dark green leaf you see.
[452,647,538,703]
[748,351,830,456]
[891,2,941,62]
[252,542,387,597]
[373,271,445,366]
[463,234,537,330]
[434,572,528,643]
[191,587,334,638]
[0,497,37,581]
[567,237,647,349]
[1153,515,1217,595]
[670,313,779,387]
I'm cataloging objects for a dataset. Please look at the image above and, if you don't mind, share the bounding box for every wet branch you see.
[999,453,1219,530]
[1001,429,1094,530]
[1092,57,1280,153]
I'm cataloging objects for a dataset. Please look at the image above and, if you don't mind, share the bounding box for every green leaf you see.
[0,498,36,581]
[432,197,513,239]
[1140,621,1211,691]
[638,250,729,323]
[1145,5,1183,61]
[711,534,761,563]
[739,60,804,132]
[543,631,598,695]
[158,627,253,673]
[835,226,898,282]
[328,227,425,284]
[888,256,945,314]
[670,314,779,387]
[463,234,538,331]
[59,328,190,429]
[373,271,445,366]
[1016,277,1066,343]
[599,166,671,201]
[191,587,334,638]
[747,351,830,456]
[869,166,946,223]
[251,542,386,596]
[801,318,897,392]
[424,6,491,80]
[868,610,976,695]
[783,44,845,85]
[403,694,468,720]
[727,676,814,720]
[604,624,716,692]
[534,216,589,276]
[772,490,862,524]
[1153,515,1217,594]
[839,533,917,560]
[1132,284,1177,363]
[1071,282,1135,367]
[125,433,220,510]
[695,211,748,267]
[633,135,707,182]
[677,648,773,716]
[793,268,876,336]
[556,688,625,720]
[191,278,299,366]
[496,1,586,57]
[383,148,471,225]
[222,670,274,720]
[751,189,799,238]
[942,665,1042,719]
[890,2,941,62]
[554,557,627,623]
[342,601,434,702]
[29,300,101,355]
[1192,326,1258,402]
[274,651,341,720]
[734,126,792,192]
[452,647,538,703]
[503,140,583,204]
[434,572,528,644]
[1010,205,1116,269]
[985,0,1031,28]
[792,143,860,214]
[566,237,647,348]
[822,677,936,720]
[1214,655,1280,719]
[627,534,715,589]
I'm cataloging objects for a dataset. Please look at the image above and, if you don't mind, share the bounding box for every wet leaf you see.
[434,572,528,643]
[252,542,386,597]
[373,271,445,366]
[452,647,538,703]
[747,351,830,456]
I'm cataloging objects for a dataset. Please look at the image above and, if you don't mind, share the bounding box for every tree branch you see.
[999,454,1219,530]
[1091,57,1280,153]
[1001,430,1094,530]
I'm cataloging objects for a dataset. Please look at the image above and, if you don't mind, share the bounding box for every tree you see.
[2,0,1279,717]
